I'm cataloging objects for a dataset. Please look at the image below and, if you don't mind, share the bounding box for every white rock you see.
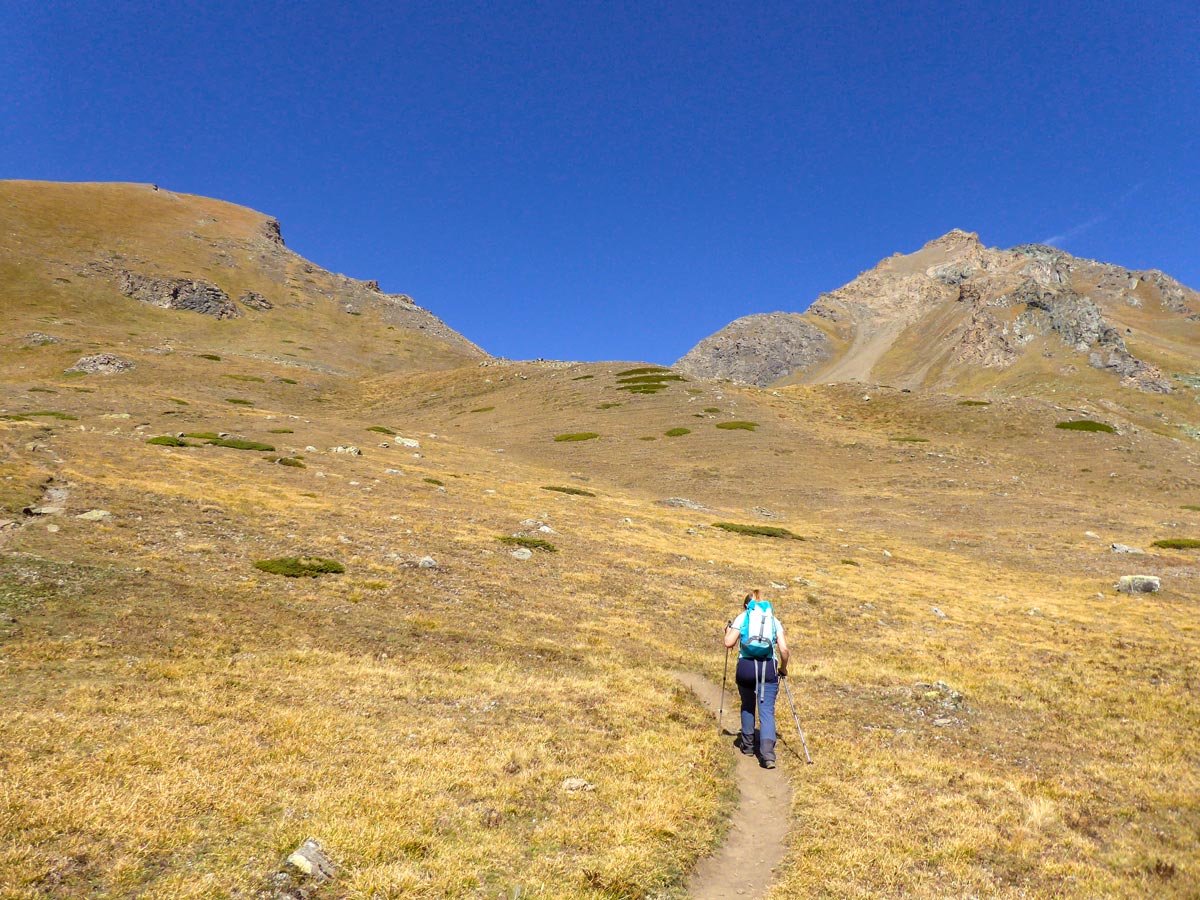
[538,525,555,533]
[418,556,438,568]
[1111,543,1144,554]
[395,437,420,448]
[931,607,947,619]
[75,509,111,521]
[1085,531,1100,539]
[511,548,533,560]
[769,581,786,590]
[561,777,594,793]
[46,523,60,533]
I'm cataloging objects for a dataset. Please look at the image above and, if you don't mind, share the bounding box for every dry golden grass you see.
[2,183,1198,899]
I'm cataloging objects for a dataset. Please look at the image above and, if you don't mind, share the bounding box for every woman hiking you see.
[724,589,790,768]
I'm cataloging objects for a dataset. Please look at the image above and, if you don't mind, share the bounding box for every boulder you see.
[118,271,240,319]
[1111,543,1144,554]
[238,290,273,310]
[511,548,533,560]
[66,353,134,375]
[1117,575,1160,594]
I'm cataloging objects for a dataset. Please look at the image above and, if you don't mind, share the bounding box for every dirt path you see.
[675,672,794,900]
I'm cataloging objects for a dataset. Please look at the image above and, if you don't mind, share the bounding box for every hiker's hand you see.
[778,667,788,678]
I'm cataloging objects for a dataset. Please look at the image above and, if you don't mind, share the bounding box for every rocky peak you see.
[923,229,981,251]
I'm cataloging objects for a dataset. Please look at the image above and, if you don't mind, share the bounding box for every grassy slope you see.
[1,187,1198,899]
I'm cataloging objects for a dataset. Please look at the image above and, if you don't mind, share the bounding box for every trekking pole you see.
[717,622,731,733]
[781,676,813,764]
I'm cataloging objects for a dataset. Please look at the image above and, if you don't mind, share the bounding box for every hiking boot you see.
[760,739,776,768]
[733,733,756,756]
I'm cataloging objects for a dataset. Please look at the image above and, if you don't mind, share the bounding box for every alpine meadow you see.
[1,181,1197,900]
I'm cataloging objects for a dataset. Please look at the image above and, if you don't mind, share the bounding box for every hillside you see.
[677,230,1200,402]
[1,186,1198,900]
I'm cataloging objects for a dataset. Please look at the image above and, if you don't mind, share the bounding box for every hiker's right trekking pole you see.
[781,675,813,764]
[717,622,731,733]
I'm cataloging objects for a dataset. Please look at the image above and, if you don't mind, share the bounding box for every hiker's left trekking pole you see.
[717,622,731,732]
[781,675,813,764]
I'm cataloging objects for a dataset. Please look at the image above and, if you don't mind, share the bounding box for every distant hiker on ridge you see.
[724,589,789,768]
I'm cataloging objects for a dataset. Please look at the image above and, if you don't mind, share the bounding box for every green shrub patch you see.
[554,432,600,442]
[470,406,495,413]
[1151,538,1200,549]
[542,485,596,497]
[225,398,253,406]
[703,407,720,413]
[198,353,221,361]
[423,478,445,486]
[617,374,687,385]
[840,559,861,566]
[665,427,691,437]
[499,535,558,552]
[268,428,294,434]
[615,367,671,377]
[274,457,305,468]
[208,439,275,452]
[278,378,299,385]
[716,421,758,431]
[958,400,991,406]
[890,437,929,443]
[28,411,78,421]
[1181,505,1200,512]
[571,374,595,381]
[367,426,395,434]
[169,398,189,405]
[597,402,622,409]
[147,436,190,447]
[222,374,266,383]
[183,432,221,440]
[1057,420,1116,433]
[712,522,804,540]
[254,556,345,577]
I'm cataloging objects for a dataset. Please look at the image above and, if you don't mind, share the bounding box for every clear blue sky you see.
[3,1,1197,363]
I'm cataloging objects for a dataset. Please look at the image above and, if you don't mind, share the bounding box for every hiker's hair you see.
[743,588,761,609]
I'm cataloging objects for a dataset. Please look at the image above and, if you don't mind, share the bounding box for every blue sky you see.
[3,1,1197,363]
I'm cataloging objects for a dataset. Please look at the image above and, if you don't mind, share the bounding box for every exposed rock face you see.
[238,290,273,310]
[678,229,1197,392]
[119,271,240,319]
[675,312,831,386]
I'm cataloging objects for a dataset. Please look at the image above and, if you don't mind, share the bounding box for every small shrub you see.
[890,436,929,443]
[275,457,305,468]
[716,421,758,431]
[571,374,595,381]
[254,556,345,577]
[268,428,294,434]
[617,384,666,393]
[712,522,803,540]
[222,374,265,383]
[617,374,686,385]
[28,387,57,393]
[840,559,861,566]
[0,415,30,421]
[704,407,720,413]
[147,435,189,447]
[198,353,221,361]
[1181,505,1200,511]
[665,427,691,437]
[543,485,596,497]
[169,398,189,405]
[616,366,671,377]
[554,432,600,442]
[1057,420,1116,433]
[278,378,299,385]
[367,426,395,434]
[61,371,87,379]
[423,477,445,486]
[470,406,495,413]
[597,402,621,409]
[1151,538,1200,549]
[499,535,557,552]
[183,432,221,440]
[208,439,275,451]
[28,411,78,421]
[958,400,991,406]
[639,436,657,441]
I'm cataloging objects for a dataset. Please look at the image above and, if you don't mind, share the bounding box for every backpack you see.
[739,599,777,659]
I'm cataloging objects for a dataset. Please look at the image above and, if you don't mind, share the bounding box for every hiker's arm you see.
[776,628,790,675]
[723,624,739,649]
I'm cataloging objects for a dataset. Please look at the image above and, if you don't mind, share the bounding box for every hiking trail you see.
[675,672,794,900]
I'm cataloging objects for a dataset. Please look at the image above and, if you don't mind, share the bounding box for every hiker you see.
[724,589,789,768]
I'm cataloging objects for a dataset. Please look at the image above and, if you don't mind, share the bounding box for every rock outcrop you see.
[118,271,240,319]
[677,229,1198,392]
[675,313,831,386]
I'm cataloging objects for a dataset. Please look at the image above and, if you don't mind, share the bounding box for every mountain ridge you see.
[677,229,1200,394]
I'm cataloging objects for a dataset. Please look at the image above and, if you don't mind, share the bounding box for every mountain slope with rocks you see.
[677,229,1200,395]
[1,180,487,374]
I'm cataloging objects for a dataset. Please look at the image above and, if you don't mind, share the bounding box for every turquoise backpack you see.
[739,598,777,659]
